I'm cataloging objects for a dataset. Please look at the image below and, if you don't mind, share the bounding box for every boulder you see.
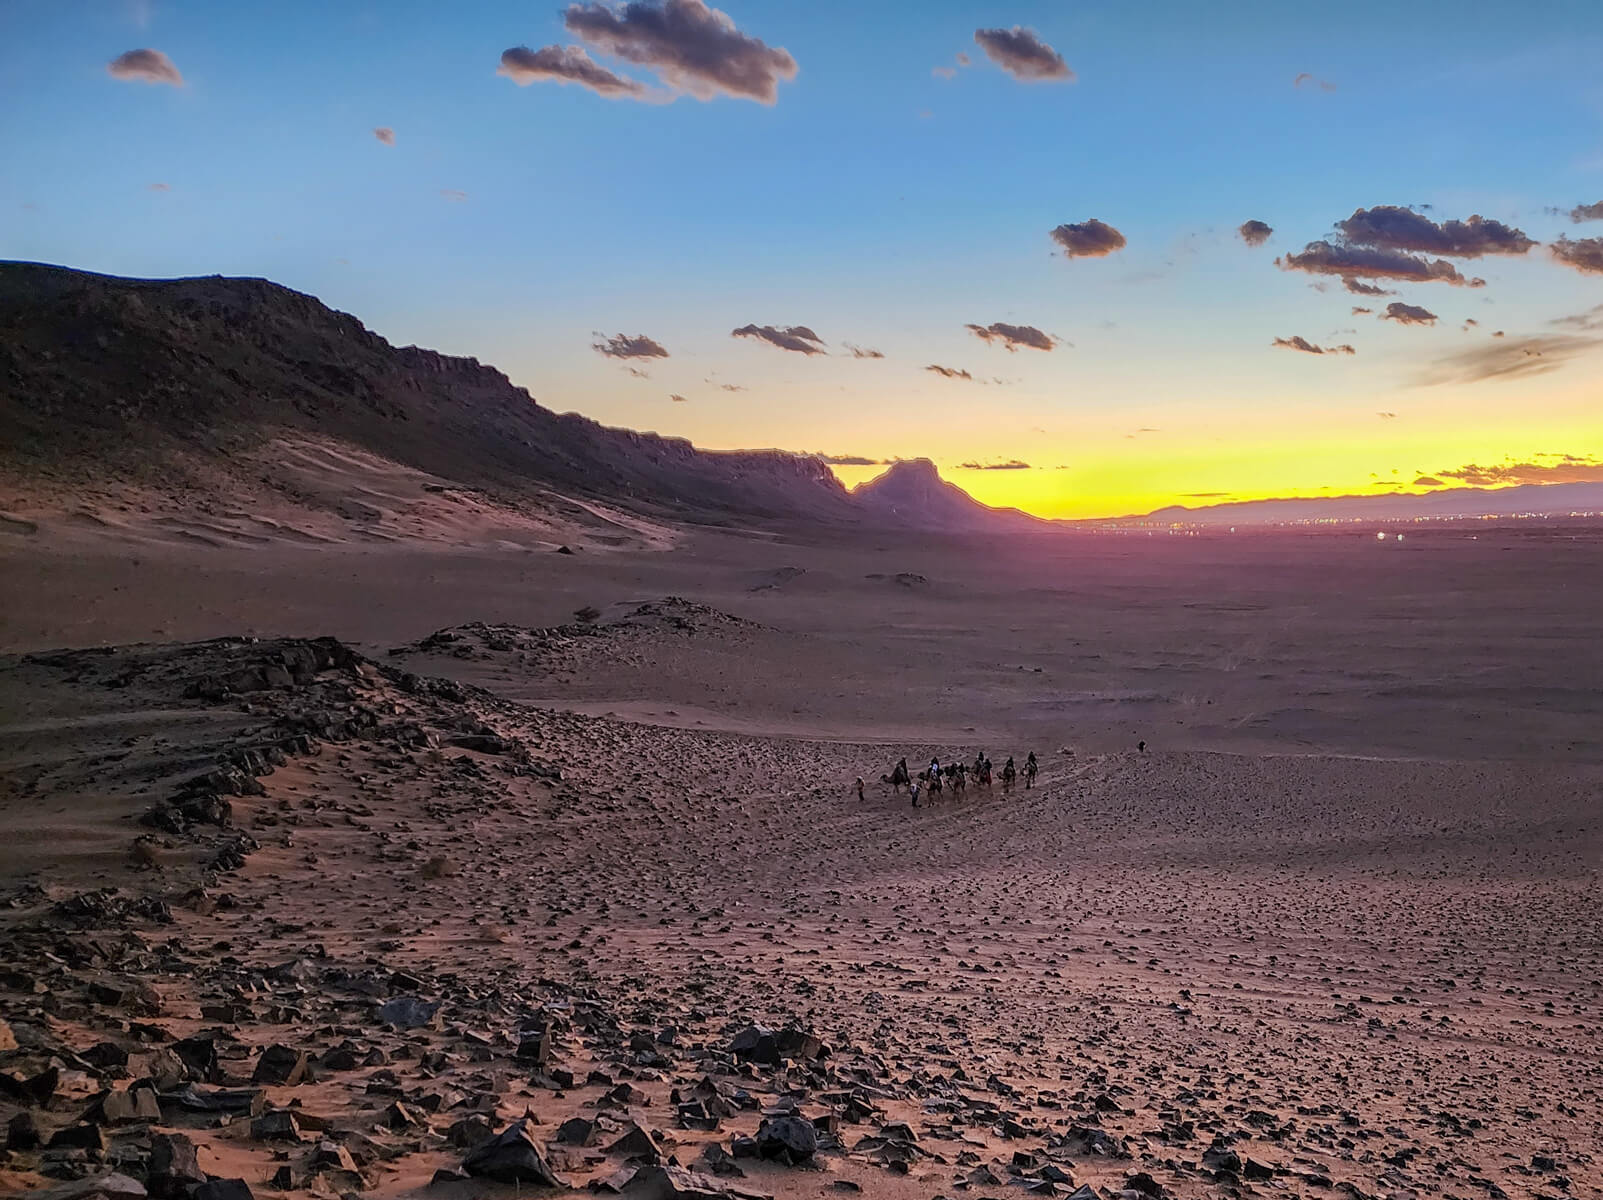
[148,1133,205,1198]
[625,1165,772,1200]
[376,995,440,1030]
[251,1044,308,1086]
[755,1115,817,1164]
[461,1118,567,1187]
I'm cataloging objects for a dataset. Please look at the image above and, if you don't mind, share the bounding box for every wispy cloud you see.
[669,393,689,402]
[965,322,1056,352]
[1567,200,1603,223]
[957,459,1031,470]
[562,0,797,104]
[1238,219,1273,247]
[816,453,891,466]
[1336,205,1534,257]
[844,344,884,359]
[1550,303,1603,331]
[973,26,1073,82]
[1294,71,1337,91]
[1550,236,1603,275]
[593,332,670,359]
[107,48,183,86]
[732,324,825,354]
[147,182,170,192]
[926,364,974,380]
[1049,218,1126,259]
[373,127,395,146]
[1380,301,1437,326]
[1416,334,1601,384]
[498,45,647,98]
[440,189,468,202]
[1272,335,1355,355]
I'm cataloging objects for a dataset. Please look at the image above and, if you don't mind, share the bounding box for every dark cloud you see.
[1280,241,1484,288]
[498,45,646,97]
[1343,279,1392,296]
[1413,476,1444,487]
[1416,334,1601,385]
[816,453,890,466]
[107,48,183,86]
[373,127,395,146]
[1351,306,1373,315]
[1381,302,1437,326]
[731,324,825,354]
[593,332,670,359]
[1336,205,1534,258]
[1377,411,1397,419]
[1049,218,1126,259]
[1568,201,1603,223]
[965,322,1055,352]
[844,344,884,359]
[1272,335,1355,355]
[563,0,797,104]
[669,393,689,402]
[1436,456,1603,487]
[973,26,1073,82]
[1238,220,1273,248]
[1294,72,1336,91]
[926,364,974,380]
[958,459,1031,470]
[1550,235,1603,275]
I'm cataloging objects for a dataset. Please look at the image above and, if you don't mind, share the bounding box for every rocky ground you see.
[0,617,1599,1200]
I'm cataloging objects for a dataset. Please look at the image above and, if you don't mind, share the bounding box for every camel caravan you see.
[874,749,1038,806]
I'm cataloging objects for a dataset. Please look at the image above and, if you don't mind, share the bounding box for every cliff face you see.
[0,262,855,524]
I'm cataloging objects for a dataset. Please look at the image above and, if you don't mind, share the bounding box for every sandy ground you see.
[0,519,1600,1200]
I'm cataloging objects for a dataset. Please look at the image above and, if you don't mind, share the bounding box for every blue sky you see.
[4,0,1602,516]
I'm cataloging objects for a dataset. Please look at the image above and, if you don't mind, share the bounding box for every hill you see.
[1141,480,1603,526]
[852,458,1048,532]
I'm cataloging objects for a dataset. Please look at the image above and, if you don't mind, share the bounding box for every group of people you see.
[863,750,1038,806]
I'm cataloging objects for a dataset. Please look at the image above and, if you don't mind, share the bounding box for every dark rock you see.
[192,1180,254,1200]
[90,1086,162,1125]
[555,1117,596,1146]
[8,1110,41,1150]
[377,995,440,1030]
[447,1114,495,1149]
[1123,1171,1166,1198]
[607,1120,662,1163]
[250,1111,302,1142]
[516,1031,552,1066]
[251,1045,308,1086]
[462,1118,567,1187]
[148,1133,204,1198]
[624,1164,772,1200]
[1201,1141,1241,1175]
[755,1115,817,1164]
[48,1123,107,1152]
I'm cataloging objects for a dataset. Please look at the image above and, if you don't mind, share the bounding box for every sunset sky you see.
[5,0,1603,518]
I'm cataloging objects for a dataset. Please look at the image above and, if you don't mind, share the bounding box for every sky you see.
[4,0,1603,519]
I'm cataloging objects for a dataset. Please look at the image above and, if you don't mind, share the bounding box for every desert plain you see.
[1,511,1599,1200]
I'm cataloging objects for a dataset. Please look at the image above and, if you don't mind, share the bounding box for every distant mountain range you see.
[1,262,1593,534]
[1138,481,1603,526]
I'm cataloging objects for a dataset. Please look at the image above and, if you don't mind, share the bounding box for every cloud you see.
[1569,201,1603,223]
[816,453,890,466]
[562,0,797,104]
[1294,72,1336,91]
[1413,476,1444,487]
[965,322,1055,352]
[1272,335,1355,355]
[1381,301,1438,326]
[844,344,884,359]
[1350,306,1372,315]
[107,48,183,86]
[1435,456,1603,487]
[1550,236,1603,275]
[669,393,689,402]
[498,44,647,98]
[1336,205,1534,258]
[1416,334,1601,385]
[1238,219,1273,248]
[1049,218,1126,259]
[973,26,1073,82]
[1343,278,1393,296]
[1551,303,1603,331]
[926,364,974,380]
[717,382,745,391]
[1279,241,1484,288]
[373,127,395,145]
[147,182,170,192]
[958,459,1031,470]
[440,189,468,202]
[1377,411,1397,419]
[593,332,670,359]
[731,324,825,354]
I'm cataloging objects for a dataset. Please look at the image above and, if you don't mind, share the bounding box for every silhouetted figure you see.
[855,777,865,802]
[887,758,910,793]
[1138,740,1146,753]
[1024,752,1038,788]
[1002,756,1016,791]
